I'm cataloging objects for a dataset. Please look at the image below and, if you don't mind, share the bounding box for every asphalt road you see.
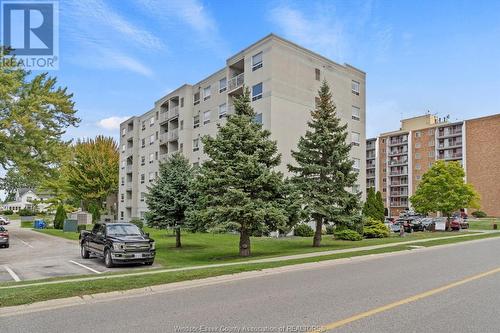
[3,236,500,332]
[0,221,158,282]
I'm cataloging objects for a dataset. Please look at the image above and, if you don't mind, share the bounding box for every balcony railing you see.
[439,153,463,160]
[388,149,408,156]
[438,141,462,149]
[125,165,133,173]
[438,129,462,137]
[390,191,408,197]
[169,106,179,119]
[390,201,408,207]
[390,182,408,187]
[159,111,168,123]
[228,73,244,92]
[389,169,408,176]
[389,138,408,146]
[388,159,408,166]
[168,128,179,142]
[159,132,168,143]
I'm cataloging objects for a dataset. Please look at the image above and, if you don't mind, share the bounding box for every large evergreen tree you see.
[363,187,385,222]
[145,153,194,248]
[289,81,360,247]
[188,88,288,256]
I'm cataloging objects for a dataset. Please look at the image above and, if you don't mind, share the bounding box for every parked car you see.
[419,218,434,230]
[0,217,10,225]
[393,218,414,233]
[450,216,469,230]
[80,222,155,268]
[410,219,426,232]
[0,226,9,248]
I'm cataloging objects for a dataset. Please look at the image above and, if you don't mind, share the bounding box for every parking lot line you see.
[3,265,21,282]
[14,236,34,248]
[69,260,102,274]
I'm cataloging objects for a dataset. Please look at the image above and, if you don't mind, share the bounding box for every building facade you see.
[2,188,51,212]
[367,113,500,217]
[118,34,367,221]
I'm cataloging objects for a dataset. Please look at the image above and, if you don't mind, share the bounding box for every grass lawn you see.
[1,231,499,308]
[37,227,476,268]
[469,218,500,230]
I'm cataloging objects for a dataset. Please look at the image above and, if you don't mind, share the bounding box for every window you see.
[415,131,421,138]
[351,132,360,146]
[121,160,126,169]
[121,177,125,185]
[415,153,421,159]
[428,129,434,135]
[416,175,421,181]
[155,131,158,140]
[149,134,154,145]
[121,128,126,136]
[415,142,421,148]
[415,163,421,170]
[352,106,360,121]
[315,68,320,81]
[252,83,263,101]
[120,194,124,202]
[140,192,145,202]
[203,86,211,100]
[149,172,154,182]
[252,52,263,71]
[203,110,211,125]
[179,143,184,152]
[155,151,158,160]
[140,174,145,184]
[219,77,227,93]
[429,162,434,168]
[141,121,146,130]
[253,113,263,124]
[194,91,200,105]
[180,97,184,108]
[193,115,200,128]
[150,117,154,126]
[141,139,145,148]
[428,151,434,157]
[193,138,200,152]
[351,80,360,95]
[149,153,154,163]
[141,156,145,165]
[121,144,126,152]
[428,140,435,147]
[219,103,227,118]
[180,120,184,130]
[382,138,386,144]
[120,211,124,219]
[352,184,360,193]
[353,158,361,170]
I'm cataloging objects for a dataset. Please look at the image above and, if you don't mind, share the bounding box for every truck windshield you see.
[107,224,142,236]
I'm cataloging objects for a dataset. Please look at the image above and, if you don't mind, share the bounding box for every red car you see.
[0,226,9,248]
[450,216,469,230]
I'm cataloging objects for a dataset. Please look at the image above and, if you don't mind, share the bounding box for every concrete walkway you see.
[1,230,495,290]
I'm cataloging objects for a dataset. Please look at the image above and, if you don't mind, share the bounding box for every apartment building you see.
[367,113,500,217]
[118,34,367,221]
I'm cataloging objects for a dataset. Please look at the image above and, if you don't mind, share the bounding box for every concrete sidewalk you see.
[1,230,495,290]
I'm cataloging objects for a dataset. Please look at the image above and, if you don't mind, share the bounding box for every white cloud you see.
[97,116,131,131]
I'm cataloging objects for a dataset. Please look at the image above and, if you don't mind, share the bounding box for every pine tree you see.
[363,188,385,222]
[188,88,288,256]
[288,81,360,247]
[145,153,194,248]
[53,204,67,230]
[375,191,386,220]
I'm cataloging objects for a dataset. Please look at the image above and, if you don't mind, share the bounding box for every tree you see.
[288,81,360,247]
[363,187,385,222]
[145,153,194,248]
[53,204,67,229]
[0,169,39,198]
[410,160,480,220]
[188,88,288,257]
[0,48,79,182]
[65,136,119,211]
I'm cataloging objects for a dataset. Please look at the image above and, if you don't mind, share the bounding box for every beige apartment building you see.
[366,113,500,217]
[118,34,367,221]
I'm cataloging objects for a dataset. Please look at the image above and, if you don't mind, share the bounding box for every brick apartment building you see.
[366,113,500,217]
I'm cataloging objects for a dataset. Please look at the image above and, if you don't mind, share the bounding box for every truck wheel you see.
[81,243,90,259]
[104,249,114,268]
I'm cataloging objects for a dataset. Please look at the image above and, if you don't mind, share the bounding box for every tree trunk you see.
[313,217,323,247]
[175,227,181,248]
[239,230,251,257]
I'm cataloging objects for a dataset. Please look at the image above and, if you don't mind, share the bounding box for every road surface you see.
[3,235,500,332]
[0,221,158,282]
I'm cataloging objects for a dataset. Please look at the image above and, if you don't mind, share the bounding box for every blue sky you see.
[53,0,500,139]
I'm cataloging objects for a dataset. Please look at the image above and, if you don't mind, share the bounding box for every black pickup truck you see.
[80,222,155,268]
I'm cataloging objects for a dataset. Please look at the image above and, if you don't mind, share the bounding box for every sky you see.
[41,0,500,139]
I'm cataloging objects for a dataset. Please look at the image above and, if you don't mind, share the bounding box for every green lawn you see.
[1,231,499,308]
[37,227,475,268]
[468,218,500,230]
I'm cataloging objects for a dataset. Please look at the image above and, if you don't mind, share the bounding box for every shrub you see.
[363,217,389,238]
[2,210,14,215]
[130,218,144,229]
[293,224,314,237]
[19,208,36,216]
[53,205,67,230]
[325,225,335,235]
[472,210,487,218]
[334,229,363,241]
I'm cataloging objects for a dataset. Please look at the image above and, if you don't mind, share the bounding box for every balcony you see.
[388,149,408,157]
[439,153,463,160]
[390,182,408,187]
[389,137,408,146]
[366,152,376,159]
[388,159,408,166]
[228,73,244,93]
[438,128,462,138]
[389,169,408,176]
[168,128,179,142]
[159,111,168,123]
[125,165,133,174]
[390,201,408,208]
[159,132,168,144]
[390,191,408,197]
[169,106,179,119]
[438,141,462,149]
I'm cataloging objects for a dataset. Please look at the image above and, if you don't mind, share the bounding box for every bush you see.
[334,229,363,241]
[19,208,36,216]
[472,210,487,218]
[325,225,335,235]
[363,217,389,238]
[130,218,144,229]
[293,224,314,237]
[53,205,67,230]
[2,210,14,215]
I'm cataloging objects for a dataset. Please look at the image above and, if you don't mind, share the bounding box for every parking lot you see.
[0,221,159,282]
